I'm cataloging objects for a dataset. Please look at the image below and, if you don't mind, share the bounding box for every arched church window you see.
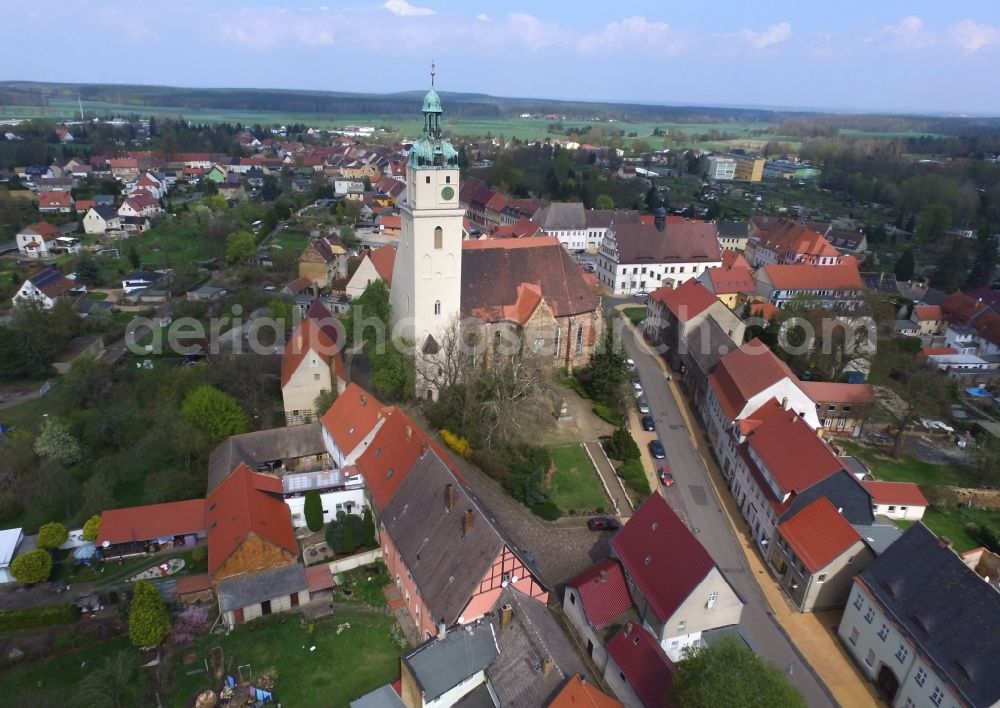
[434,300,441,315]
[554,325,561,355]
[575,324,584,355]
[434,226,443,250]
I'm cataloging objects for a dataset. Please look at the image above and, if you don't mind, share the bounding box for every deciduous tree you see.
[82,515,101,542]
[180,385,250,442]
[37,521,68,550]
[34,418,84,466]
[10,549,52,584]
[128,580,170,648]
[671,636,806,708]
[225,229,256,264]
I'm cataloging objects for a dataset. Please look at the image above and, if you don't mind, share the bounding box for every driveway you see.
[608,304,838,708]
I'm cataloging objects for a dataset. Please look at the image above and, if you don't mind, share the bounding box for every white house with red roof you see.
[118,194,161,219]
[771,497,874,612]
[726,398,846,548]
[13,267,85,309]
[280,300,346,425]
[702,339,820,461]
[16,221,61,258]
[861,481,928,521]
[564,558,637,672]
[744,219,842,268]
[604,494,744,661]
[319,383,387,469]
[344,245,396,300]
[37,190,74,213]
[753,262,866,311]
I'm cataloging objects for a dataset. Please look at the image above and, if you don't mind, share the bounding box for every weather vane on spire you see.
[431,61,436,88]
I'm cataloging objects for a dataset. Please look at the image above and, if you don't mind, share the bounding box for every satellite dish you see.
[501,580,509,588]
[102,541,110,548]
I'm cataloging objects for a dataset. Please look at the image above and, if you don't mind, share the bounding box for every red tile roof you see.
[861,481,928,507]
[606,623,676,708]
[367,245,396,283]
[973,311,1000,347]
[379,214,401,229]
[320,383,385,456]
[565,558,633,630]
[96,499,207,545]
[21,221,60,241]
[941,291,990,326]
[913,305,943,321]
[757,262,864,290]
[721,250,751,270]
[707,339,796,420]
[549,674,623,708]
[38,191,73,208]
[306,564,337,592]
[800,381,875,405]
[751,219,839,261]
[743,399,844,497]
[777,497,861,573]
[174,574,212,596]
[206,464,296,577]
[917,346,957,360]
[749,302,779,321]
[610,494,715,623]
[356,406,463,511]
[280,316,340,388]
[497,283,543,325]
[703,265,755,295]
[648,279,718,323]
[285,276,313,295]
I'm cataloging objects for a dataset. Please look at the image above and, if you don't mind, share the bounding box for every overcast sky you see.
[3,1,1000,115]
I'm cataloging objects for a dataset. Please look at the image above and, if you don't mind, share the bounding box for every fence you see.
[327,548,382,575]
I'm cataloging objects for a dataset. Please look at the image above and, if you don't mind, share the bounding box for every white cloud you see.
[949,20,1000,54]
[577,16,682,54]
[884,16,935,50]
[220,9,334,50]
[739,21,792,50]
[505,13,560,50]
[476,13,490,22]
[383,0,433,17]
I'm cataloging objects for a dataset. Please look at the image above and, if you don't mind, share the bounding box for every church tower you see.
[389,64,464,400]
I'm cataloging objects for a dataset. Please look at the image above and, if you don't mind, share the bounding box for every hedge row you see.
[0,604,79,633]
[617,459,651,503]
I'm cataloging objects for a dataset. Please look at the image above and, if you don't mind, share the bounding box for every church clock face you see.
[440,186,455,200]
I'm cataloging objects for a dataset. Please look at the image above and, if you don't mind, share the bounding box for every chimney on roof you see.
[462,509,474,537]
[445,483,455,512]
[500,603,513,631]
[623,623,632,637]
[542,658,555,676]
[405,425,412,441]
[360,393,367,405]
[599,569,607,583]
[781,396,789,411]
[654,206,666,232]
[437,621,447,640]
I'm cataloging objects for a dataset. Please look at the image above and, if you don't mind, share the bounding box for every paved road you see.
[612,309,837,708]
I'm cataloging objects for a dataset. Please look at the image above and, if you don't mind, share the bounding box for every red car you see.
[658,467,675,487]
[588,516,621,531]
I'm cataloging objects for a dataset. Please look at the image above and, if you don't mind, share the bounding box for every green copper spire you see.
[409,62,458,169]
[422,61,443,138]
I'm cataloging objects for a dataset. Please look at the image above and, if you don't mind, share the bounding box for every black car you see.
[648,439,666,460]
[641,415,656,432]
[587,516,621,531]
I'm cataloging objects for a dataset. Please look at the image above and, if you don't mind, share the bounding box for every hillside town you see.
[0,65,999,708]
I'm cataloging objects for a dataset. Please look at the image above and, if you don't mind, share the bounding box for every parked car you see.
[641,415,656,432]
[626,357,636,370]
[633,382,644,397]
[658,467,675,486]
[637,397,650,414]
[648,439,666,459]
[587,516,621,532]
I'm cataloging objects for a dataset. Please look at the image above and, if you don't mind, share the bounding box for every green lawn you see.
[622,307,647,326]
[908,507,1000,552]
[0,634,134,706]
[333,563,392,607]
[272,229,311,252]
[548,444,607,513]
[0,393,52,432]
[164,610,407,707]
[838,440,968,486]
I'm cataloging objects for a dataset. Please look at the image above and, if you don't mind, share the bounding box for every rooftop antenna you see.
[430,60,436,88]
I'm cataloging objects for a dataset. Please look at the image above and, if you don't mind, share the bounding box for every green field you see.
[548,443,607,513]
[0,634,135,707]
[898,507,1000,552]
[838,440,968,486]
[164,610,406,707]
[622,307,648,326]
